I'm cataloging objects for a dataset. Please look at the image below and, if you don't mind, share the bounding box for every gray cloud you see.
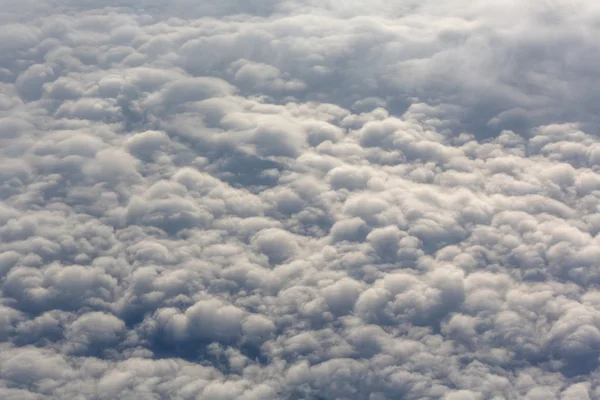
[2,0,600,399]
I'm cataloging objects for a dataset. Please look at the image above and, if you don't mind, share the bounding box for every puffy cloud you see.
[2,0,600,399]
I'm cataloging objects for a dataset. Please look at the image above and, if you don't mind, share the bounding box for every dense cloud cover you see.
[2,0,600,398]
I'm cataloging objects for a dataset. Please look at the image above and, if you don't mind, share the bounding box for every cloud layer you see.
[2,1,600,399]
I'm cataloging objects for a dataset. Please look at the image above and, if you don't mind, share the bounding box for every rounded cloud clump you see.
[2,1,600,399]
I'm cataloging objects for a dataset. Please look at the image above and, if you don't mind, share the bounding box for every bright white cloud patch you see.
[1,0,600,399]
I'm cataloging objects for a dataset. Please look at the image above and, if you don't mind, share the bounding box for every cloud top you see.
[2,1,600,399]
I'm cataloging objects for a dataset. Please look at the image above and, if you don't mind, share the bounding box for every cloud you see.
[2,0,600,399]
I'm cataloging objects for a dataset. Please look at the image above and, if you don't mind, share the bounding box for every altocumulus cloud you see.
[2,0,600,399]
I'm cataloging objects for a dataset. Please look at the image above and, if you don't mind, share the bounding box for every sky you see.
[1,0,600,399]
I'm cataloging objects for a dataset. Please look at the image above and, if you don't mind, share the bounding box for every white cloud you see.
[1,1,600,399]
